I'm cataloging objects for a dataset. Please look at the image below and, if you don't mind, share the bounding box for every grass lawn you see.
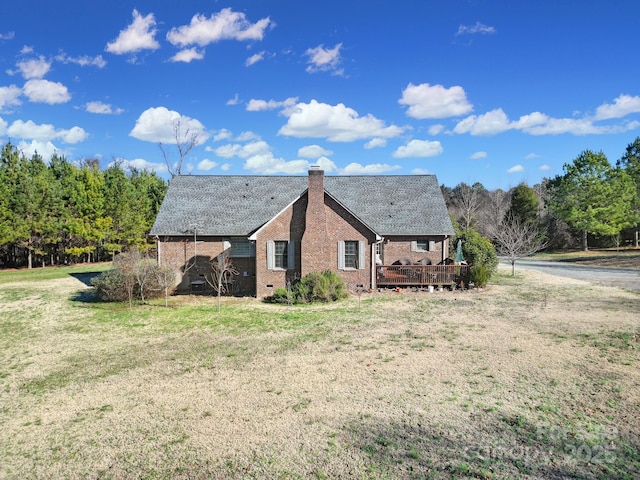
[0,265,639,479]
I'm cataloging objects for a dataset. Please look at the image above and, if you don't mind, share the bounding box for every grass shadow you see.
[339,413,635,479]
[69,271,103,287]
[69,289,100,303]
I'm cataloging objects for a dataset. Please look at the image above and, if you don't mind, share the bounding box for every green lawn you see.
[0,265,638,479]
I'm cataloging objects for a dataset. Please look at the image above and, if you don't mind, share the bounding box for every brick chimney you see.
[301,167,328,275]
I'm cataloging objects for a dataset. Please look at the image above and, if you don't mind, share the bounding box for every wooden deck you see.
[377,264,470,287]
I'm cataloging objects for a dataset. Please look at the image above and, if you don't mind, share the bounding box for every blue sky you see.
[1,1,640,189]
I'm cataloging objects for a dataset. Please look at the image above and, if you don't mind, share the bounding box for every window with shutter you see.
[339,240,365,270]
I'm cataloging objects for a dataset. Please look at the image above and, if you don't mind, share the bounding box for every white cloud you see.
[525,152,540,159]
[236,131,261,142]
[594,94,640,120]
[244,153,309,174]
[226,94,240,106]
[428,124,445,135]
[7,119,88,143]
[129,106,208,144]
[539,164,551,171]
[0,31,15,40]
[213,128,233,141]
[105,9,160,55]
[452,94,640,137]
[298,144,333,159]
[279,100,404,142]
[17,140,59,160]
[246,97,298,112]
[86,101,123,114]
[0,85,22,112]
[305,43,343,75]
[364,138,387,149]
[0,117,7,135]
[523,117,604,136]
[507,164,524,173]
[392,139,443,158]
[399,83,473,119]
[214,140,270,159]
[340,162,402,175]
[17,56,51,79]
[197,159,218,170]
[220,163,232,171]
[59,126,88,143]
[55,52,106,68]
[167,8,272,47]
[412,168,432,175]
[315,157,337,172]
[111,157,167,173]
[169,48,205,63]
[454,108,511,135]
[246,51,265,66]
[470,151,487,159]
[456,22,496,36]
[23,79,70,104]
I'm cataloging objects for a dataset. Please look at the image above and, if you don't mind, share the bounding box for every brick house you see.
[150,168,455,298]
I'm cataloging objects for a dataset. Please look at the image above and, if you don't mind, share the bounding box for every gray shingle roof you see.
[150,174,454,237]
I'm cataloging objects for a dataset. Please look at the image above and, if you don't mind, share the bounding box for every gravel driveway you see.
[502,258,640,291]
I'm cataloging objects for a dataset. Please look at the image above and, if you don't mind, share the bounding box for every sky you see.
[1,0,640,189]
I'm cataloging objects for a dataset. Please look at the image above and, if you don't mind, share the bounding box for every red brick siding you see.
[157,236,256,294]
[254,196,306,298]
[381,236,448,265]
[255,192,377,298]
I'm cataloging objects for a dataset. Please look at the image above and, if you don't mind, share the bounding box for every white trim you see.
[358,240,365,270]
[337,241,345,269]
[266,240,275,270]
[248,193,304,241]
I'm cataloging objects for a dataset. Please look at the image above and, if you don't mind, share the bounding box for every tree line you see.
[0,142,167,269]
[443,137,640,257]
[1,136,638,271]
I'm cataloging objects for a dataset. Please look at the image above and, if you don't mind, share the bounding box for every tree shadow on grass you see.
[69,272,103,303]
[69,289,100,303]
[69,271,103,287]
[335,412,628,479]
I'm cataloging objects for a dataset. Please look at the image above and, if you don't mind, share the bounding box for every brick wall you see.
[158,236,256,294]
[254,195,306,299]
[301,168,328,276]
[381,235,449,266]
[254,170,377,297]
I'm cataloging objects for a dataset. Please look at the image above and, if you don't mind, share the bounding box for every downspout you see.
[372,237,384,290]
[442,236,446,263]
[154,235,160,265]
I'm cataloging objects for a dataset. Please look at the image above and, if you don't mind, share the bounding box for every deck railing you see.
[376,264,470,287]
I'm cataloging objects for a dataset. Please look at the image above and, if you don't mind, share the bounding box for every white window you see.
[266,240,295,270]
[274,241,287,269]
[338,240,365,270]
[411,239,435,252]
[225,237,255,257]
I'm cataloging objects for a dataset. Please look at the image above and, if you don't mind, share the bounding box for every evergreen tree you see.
[549,150,637,250]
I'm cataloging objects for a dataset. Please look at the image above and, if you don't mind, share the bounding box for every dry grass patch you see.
[0,267,638,479]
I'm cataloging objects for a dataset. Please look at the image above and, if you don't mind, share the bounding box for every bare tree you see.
[114,250,141,308]
[155,264,176,307]
[134,257,156,304]
[452,182,485,231]
[205,252,239,312]
[159,121,200,177]
[478,188,511,237]
[491,215,548,276]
